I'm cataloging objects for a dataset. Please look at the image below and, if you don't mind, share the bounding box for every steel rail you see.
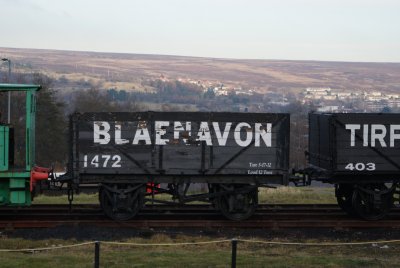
[1,204,400,229]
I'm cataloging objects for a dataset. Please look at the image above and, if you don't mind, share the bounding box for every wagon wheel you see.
[99,184,145,221]
[335,184,355,216]
[351,184,393,221]
[217,184,258,221]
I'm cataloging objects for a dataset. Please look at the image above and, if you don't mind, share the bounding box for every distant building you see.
[306,87,331,93]
[317,106,339,112]
[269,101,290,106]
[235,90,253,96]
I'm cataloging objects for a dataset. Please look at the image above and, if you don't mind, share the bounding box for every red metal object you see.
[146,183,160,193]
[30,166,51,192]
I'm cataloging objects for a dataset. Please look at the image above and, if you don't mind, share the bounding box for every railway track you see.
[1,204,400,229]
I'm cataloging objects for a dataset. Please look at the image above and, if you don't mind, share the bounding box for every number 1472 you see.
[83,155,122,168]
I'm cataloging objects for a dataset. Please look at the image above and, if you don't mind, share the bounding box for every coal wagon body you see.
[308,112,400,220]
[63,111,290,220]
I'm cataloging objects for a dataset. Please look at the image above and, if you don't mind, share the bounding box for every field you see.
[1,47,400,94]
[1,233,400,267]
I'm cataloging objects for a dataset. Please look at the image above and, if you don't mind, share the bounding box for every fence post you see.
[94,241,100,268]
[231,238,237,268]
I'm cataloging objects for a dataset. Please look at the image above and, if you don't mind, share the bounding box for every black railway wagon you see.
[308,112,400,220]
[64,112,290,220]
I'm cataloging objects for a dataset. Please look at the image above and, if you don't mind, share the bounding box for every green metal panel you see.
[25,92,30,171]
[9,178,25,188]
[0,84,40,173]
[0,178,31,206]
[0,83,42,91]
[0,181,9,204]
[31,93,36,168]
[10,191,26,204]
[0,126,9,171]
[26,90,33,171]
[20,88,37,171]
[0,171,31,178]
[0,83,40,207]
[9,178,27,204]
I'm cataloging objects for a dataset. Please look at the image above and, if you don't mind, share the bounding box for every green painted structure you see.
[0,83,41,206]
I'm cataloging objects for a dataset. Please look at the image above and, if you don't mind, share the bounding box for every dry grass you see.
[2,47,400,94]
[258,186,336,204]
[0,234,399,267]
[32,193,99,205]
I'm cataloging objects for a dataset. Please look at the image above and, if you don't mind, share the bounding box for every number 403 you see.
[83,155,122,168]
[345,162,376,171]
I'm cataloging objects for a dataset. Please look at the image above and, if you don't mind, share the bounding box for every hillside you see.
[1,47,400,93]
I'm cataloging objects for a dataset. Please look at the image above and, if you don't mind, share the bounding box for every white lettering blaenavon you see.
[345,124,400,147]
[93,121,273,147]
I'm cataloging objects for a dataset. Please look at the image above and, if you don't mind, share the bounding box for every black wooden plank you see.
[309,112,400,176]
[69,112,290,181]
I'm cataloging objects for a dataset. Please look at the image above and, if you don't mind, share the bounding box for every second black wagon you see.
[307,112,400,220]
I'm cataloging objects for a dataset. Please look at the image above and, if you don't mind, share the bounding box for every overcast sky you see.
[1,0,399,62]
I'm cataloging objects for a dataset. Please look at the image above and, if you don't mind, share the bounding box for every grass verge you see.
[0,234,398,267]
[258,186,336,204]
[32,186,337,205]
